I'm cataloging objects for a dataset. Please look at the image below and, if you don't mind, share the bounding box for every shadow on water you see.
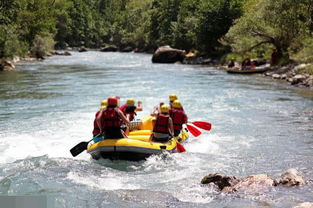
[93,158,146,172]
[294,88,313,100]
[91,153,174,172]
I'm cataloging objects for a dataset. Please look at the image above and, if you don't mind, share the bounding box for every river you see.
[0,51,312,207]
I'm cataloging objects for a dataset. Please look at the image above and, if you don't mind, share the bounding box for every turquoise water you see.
[0,51,312,207]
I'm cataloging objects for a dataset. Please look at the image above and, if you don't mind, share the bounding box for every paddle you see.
[176,141,186,152]
[70,134,100,157]
[172,136,186,153]
[186,124,202,137]
[190,121,212,131]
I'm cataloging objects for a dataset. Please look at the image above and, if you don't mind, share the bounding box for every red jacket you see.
[120,104,137,121]
[170,109,187,131]
[153,114,170,134]
[99,107,122,130]
[92,111,100,136]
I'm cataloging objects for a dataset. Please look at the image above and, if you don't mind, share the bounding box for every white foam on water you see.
[67,171,139,190]
[0,110,95,163]
[186,133,220,154]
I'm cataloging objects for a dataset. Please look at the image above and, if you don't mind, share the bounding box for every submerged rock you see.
[279,168,306,186]
[201,168,306,194]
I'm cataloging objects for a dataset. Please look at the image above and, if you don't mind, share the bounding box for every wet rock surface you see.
[201,169,307,194]
[0,59,16,71]
[152,46,186,63]
[293,202,313,208]
[264,64,313,88]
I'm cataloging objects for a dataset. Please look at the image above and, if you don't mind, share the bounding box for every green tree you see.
[223,0,312,63]
[172,0,198,50]
[195,0,242,55]
[148,0,181,48]
[16,0,57,47]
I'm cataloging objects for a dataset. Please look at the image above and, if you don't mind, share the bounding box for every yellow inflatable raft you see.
[87,116,189,161]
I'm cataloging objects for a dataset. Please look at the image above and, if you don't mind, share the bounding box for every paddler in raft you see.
[170,100,188,137]
[92,99,107,137]
[169,94,178,109]
[119,98,143,122]
[168,94,185,113]
[96,97,129,139]
[150,102,164,116]
[150,104,174,143]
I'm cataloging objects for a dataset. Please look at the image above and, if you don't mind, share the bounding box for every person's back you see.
[152,104,174,143]
[97,97,129,139]
[170,100,188,136]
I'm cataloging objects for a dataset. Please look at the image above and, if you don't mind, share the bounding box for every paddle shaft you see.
[70,134,100,157]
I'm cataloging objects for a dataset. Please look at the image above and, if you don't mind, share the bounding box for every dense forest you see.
[0,0,312,65]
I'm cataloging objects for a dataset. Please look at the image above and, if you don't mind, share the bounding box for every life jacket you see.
[120,104,137,121]
[92,111,100,136]
[120,104,127,113]
[153,114,170,134]
[101,107,122,129]
[170,109,187,131]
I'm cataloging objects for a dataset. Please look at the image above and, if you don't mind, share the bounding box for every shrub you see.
[30,33,55,58]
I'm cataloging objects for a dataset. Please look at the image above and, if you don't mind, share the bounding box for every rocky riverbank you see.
[0,56,43,71]
[264,64,313,88]
[0,51,72,72]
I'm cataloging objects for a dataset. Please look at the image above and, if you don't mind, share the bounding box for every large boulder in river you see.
[0,59,15,71]
[78,46,88,52]
[201,168,306,194]
[152,46,186,63]
[100,45,118,52]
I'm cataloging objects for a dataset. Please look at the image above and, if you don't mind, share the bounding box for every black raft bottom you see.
[97,151,154,161]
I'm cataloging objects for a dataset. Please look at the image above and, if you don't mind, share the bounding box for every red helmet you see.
[107,97,118,106]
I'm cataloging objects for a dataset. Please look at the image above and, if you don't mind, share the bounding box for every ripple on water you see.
[0,52,312,207]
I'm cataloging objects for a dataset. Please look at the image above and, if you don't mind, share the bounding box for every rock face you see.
[152,46,186,63]
[0,59,16,71]
[201,168,306,193]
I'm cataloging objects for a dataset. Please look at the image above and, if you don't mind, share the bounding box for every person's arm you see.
[168,117,174,137]
[96,109,104,132]
[150,106,158,116]
[117,108,129,125]
[149,118,157,141]
[135,101,143,112]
